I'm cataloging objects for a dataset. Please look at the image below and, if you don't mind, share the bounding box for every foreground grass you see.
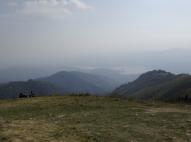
[0,96,190,142]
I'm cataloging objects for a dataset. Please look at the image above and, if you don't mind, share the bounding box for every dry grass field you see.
[0,96,191,142]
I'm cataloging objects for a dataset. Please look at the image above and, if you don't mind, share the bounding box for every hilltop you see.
[0,96,190,142]
[37,71,117,94]
[112,70,191,102]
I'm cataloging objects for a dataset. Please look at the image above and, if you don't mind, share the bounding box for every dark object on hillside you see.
[177,95,191,103]
[29,91,35,97]
[0,80,57,99]
[184,95,188,101]
[19,93,27,98]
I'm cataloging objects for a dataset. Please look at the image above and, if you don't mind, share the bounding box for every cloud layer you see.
[8,0,92,18]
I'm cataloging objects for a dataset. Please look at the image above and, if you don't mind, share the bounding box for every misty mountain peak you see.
[138,70,175,82]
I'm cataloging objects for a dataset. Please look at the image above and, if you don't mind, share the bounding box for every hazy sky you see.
[0,0,191,74]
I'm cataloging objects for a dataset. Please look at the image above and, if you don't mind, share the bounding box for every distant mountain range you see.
[1,69,191,101]
[37,71,117,94]
[112,70,191,102]
[0,67,139,84]
[0,71,121,99]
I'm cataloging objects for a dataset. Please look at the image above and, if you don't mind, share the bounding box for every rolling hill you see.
[37,71,117,94]
[0,71,118,99]
[112,70,191,102]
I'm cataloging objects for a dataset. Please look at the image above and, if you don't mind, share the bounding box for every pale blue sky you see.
[0,0,191,74]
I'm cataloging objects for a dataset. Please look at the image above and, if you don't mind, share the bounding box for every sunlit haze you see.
[1,0,191,75]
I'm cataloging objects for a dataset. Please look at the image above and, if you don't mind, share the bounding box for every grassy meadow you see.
[0,96,190,142]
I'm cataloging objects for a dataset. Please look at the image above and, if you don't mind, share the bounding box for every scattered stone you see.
[57,115,65,119]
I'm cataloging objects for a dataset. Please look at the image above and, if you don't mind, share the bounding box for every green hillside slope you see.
[112,70,191,102]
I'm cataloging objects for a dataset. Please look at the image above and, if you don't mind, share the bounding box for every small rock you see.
[57,115,65,118]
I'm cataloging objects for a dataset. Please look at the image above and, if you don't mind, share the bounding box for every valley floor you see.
[0,96,191,142]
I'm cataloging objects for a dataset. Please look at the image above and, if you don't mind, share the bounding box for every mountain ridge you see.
[112,70,191,102]
[0,70,119,99]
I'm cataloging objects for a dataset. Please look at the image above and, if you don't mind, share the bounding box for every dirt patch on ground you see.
[145,107,191,114]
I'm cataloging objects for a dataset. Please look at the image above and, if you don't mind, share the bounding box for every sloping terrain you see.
[112,70,191,101]
[0,71,117,99]
[0,80,58,99]
[38,71,117,94]
[0,96,191,142]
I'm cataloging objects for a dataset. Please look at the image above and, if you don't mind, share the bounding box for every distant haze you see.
[0,0,191,78]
